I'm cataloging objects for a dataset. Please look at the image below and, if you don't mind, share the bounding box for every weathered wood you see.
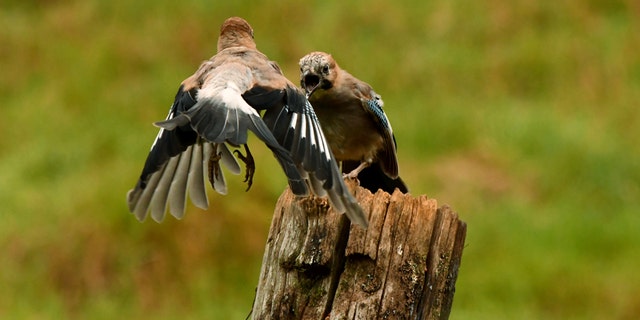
[252,180,466,319]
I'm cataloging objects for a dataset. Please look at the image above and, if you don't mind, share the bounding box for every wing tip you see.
[342,194,369,228]
[348,212,369,228]
[127,187,148,222]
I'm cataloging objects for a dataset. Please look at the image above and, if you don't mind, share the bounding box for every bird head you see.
[217,17,256,52]
[299,52,337,98]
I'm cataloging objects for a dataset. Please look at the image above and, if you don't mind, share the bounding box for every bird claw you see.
[234,144,255,191]
[207,148,223,188]
[343,161,370,180]
[342,171,360,180]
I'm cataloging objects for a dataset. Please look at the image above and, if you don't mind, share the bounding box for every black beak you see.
[302,73,320,98]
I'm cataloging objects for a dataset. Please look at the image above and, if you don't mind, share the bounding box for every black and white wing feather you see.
[263,85,368,227]
[127,85,242,222]
[360,90,399,179]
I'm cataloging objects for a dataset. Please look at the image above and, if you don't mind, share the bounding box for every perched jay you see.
[299,52,408,194]
[127,18,367,227]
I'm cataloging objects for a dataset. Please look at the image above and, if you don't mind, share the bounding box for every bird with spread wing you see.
[127,17,367,227]
[299,51,408,194]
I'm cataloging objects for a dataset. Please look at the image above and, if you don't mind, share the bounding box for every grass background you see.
[2,0,639,318]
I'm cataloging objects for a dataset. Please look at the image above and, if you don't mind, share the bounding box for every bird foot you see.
[342,161,370,180]
[234,144,255,191]
[207,148,223,188]
[343,170,360,180]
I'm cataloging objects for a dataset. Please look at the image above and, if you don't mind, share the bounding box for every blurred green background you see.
[2,0,639,319]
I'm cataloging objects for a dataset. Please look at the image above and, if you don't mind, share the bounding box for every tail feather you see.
[130,166,162,221]
[187,142,209,210]
[218,143,241,175]
[168,147,192,219]
[149,155,180,222]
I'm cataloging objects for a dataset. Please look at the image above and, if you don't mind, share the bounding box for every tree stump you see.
[252,180,467,319]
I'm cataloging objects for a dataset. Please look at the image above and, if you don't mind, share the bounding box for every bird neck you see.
[217,34,256,52]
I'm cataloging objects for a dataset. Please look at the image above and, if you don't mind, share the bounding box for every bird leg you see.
[208,144,223,189]
[344,160,371,180]
[234,144,255,191]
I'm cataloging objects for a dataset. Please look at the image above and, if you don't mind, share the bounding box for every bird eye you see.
[322,65,329,74]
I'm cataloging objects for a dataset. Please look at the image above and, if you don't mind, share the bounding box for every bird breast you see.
[311,95,383,162]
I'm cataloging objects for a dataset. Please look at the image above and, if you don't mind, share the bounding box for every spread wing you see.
[127,83,243,222]
[128,49,366,227]
[128,61,308,222]
[261,85,368,227]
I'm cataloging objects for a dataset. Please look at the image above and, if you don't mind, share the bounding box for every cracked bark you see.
[252,180,467,320]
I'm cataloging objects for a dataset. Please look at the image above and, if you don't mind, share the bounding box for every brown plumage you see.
[127,18,367,227]
[300,51,408,194]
